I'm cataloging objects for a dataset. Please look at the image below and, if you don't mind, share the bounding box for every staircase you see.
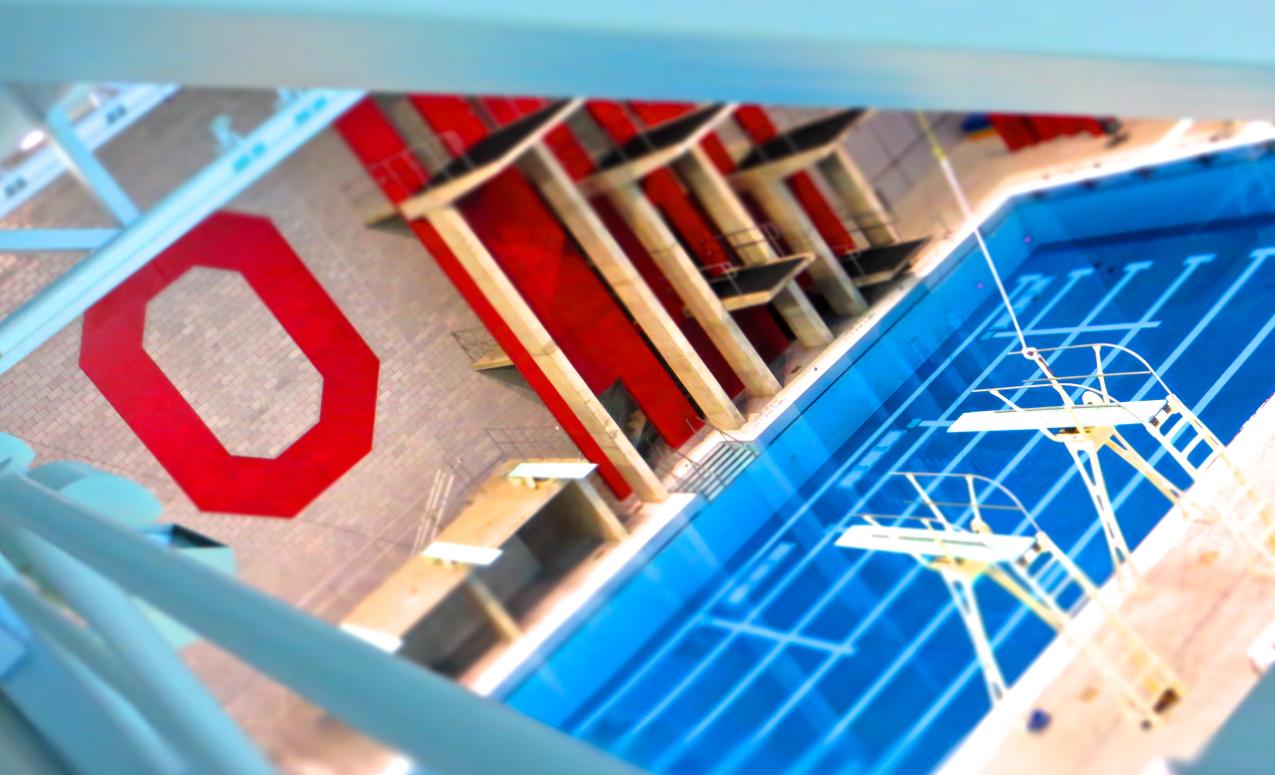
[674,441,759,501]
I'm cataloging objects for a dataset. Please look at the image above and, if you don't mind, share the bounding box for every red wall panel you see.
[732,106,858,256]
[588,100,790,363]
[335,99,632,497]
[479,97,746,399]
[409,96,701,449]
[989,113,1105,151]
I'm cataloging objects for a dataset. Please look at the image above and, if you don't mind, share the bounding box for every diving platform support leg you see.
[1061,431,1135,576]
[941,570,1008,705]
[521,145,746,431]
[605,181,782,398]
[676,148,847,335]
[428,205,668,502]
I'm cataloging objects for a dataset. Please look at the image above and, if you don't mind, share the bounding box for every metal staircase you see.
[665,440,759,501]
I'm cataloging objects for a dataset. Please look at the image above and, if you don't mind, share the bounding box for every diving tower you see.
[836,471,1183,726]
[950,343,1275,576]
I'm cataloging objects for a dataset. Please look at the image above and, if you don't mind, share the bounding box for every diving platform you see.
[578,103,734,196]
[950,343,1275,576]
[836,472,1182,723]
[376,99,582,222]
[341,459,627,675]
[839,237,928,287]
[730,109,867,183]
[706,253,814,311]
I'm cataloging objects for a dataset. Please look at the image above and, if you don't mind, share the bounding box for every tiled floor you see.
[0,88,568,755]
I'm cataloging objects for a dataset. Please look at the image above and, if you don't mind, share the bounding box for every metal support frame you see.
[0,228,118,252]
[952,343,1275,575]
[836,472,1183,726]
[40,102,140,224]
[0,84,176,220]
[4,3,1275,119]
[0,88,365,374]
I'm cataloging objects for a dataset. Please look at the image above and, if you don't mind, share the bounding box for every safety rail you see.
[837,471,1182,725]
[0,433,638,775]
[697,222,789,264]
[952,343,1275,575]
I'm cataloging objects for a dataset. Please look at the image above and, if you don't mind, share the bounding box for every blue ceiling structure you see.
[1,0,1275,117]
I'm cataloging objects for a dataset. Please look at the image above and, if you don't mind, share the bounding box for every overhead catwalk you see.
[950,343,1275,575]
[835,471,1183,726]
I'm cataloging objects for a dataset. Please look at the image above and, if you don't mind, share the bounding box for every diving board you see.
[950,399,1166,433]
[836,524,1036,564]
[730,109,867,183]
[578,104,734,196]
[949,342,1275,576]
[706,254,814,311]
[836,472,1183,723]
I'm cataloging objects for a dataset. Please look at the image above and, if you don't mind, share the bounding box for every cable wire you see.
[916,113,1029,353]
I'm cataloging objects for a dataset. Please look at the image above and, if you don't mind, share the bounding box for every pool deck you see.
[941,390,1275,775]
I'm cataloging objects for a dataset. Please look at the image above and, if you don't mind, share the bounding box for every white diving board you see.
[949,399,1166,434]
[836,524,1036,564]
[505,461,598,480]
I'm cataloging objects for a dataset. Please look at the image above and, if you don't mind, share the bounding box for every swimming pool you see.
[502,142,1275,774]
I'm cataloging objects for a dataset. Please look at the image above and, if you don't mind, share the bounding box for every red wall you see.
[587,100,790,363]
[732,106,858,256]
[334,99,634,497]
[477,97,746,399]
[988,114,1105,151]
[407,96,702,449]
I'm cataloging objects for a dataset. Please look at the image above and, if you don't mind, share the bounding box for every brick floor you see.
[0,88,568,759]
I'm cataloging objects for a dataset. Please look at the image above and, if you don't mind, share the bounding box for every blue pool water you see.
[504,144,1275,773]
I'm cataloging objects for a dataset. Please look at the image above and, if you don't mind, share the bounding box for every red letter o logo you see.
[80,212,379,517]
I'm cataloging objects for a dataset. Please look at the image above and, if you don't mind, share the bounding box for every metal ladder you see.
[838,472,1183,725]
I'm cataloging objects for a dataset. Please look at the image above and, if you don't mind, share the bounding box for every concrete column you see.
[520,146,745,430]
[606,182,781,397]
[428,206,668,502]
[740,173,868,317]
[675,148,834,346]
[818,148,900,246]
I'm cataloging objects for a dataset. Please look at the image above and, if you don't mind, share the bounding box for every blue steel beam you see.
[0,228,118,252]
[0,85,177,220]
[0,88,364,374]
[2,1,1275,117]
[38,103,140,224]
